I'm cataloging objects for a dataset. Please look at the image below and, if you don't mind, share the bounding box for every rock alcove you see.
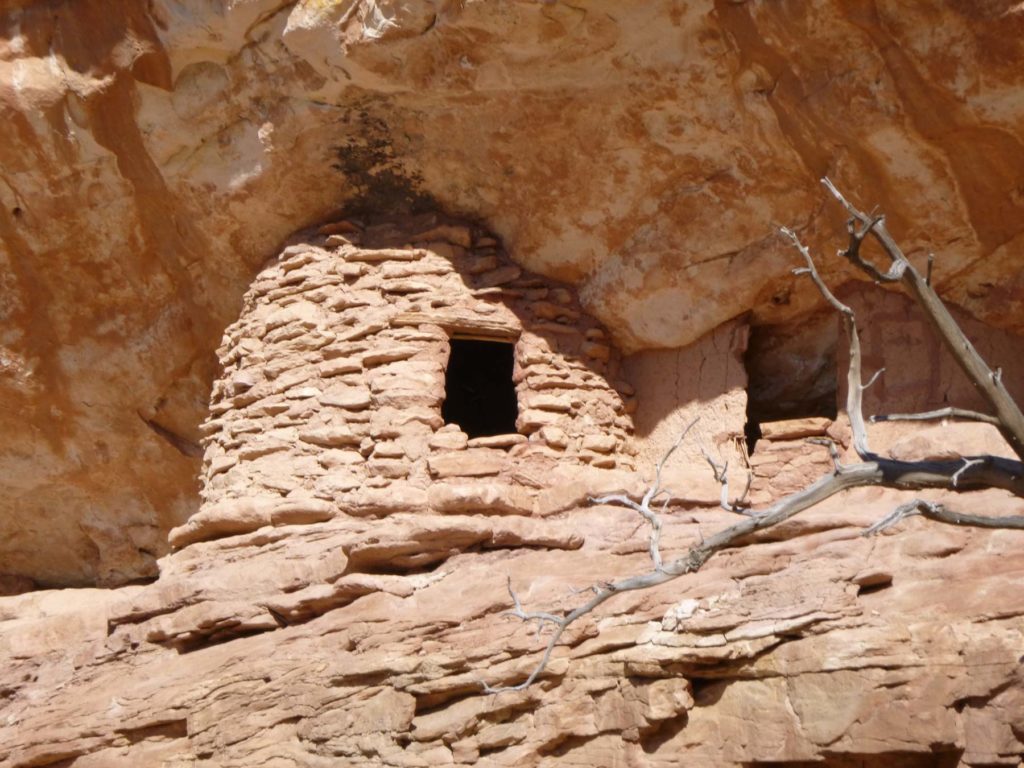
[3,214,1024,767]
[3,1,1024,762]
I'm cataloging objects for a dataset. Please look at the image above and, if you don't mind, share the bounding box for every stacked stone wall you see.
[170,216,636,548]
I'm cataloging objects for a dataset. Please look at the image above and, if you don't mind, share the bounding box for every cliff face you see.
[2,228,1023,768]
[2,0,1024,585]
[2,2,1024,765]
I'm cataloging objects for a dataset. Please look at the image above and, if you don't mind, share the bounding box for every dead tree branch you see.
[589,417,699,571]
[783,225,874,460]
[864,498,1024,536]
[870,407,1001,426]
[480,182,1024,695]
[821,177,1024,460]
[701,448,753,514]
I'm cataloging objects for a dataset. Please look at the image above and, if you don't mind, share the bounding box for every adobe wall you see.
[170,216,638,548]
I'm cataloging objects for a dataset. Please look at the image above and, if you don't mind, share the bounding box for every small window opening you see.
[442,338,518,438]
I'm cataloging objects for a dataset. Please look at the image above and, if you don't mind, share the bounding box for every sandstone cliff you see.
[1,1,1023,766]
[2,0,1024,584]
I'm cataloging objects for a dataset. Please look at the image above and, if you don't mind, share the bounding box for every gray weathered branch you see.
[481,185,1024,695]
[782,225,874,460]
[864,498,1024,536]
[701,448,753,515]
[821,177,1024,460]
[483,447,1024,693]
[870,407,1001,427]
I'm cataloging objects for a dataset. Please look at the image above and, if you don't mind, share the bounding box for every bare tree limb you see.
[589,417,700,572]
[806,436,843,472]
[783,222,1024,500]
[480,185,1024,695]
[864,498,1024,536]
[701,448,753,514]
[821,177,1024,460]
[481,439,1024,694]
[870,407,1001,427]
[822,178,905,284]
[783,225,874,460]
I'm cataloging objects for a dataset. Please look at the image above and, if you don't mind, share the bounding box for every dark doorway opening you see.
[442,339,519,438]
[743,316,838,454]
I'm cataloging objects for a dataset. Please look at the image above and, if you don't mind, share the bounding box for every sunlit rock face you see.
[2,1,1024,587]
[3,223,1024,767]
[3,4,1024,763]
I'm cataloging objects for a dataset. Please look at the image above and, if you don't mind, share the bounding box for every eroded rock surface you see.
[2,479,1022,766]
[0,229,1021,765]
[2,2,1024,765]
[3,0,1024,583]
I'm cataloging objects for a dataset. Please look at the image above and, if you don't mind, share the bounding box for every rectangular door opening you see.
[743,317,838,454]
[442,338,519,438]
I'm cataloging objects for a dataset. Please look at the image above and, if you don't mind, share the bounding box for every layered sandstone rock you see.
[3,0,1024,583]
[1,223,1022,765]
[2,1,1024,766]
[2,465,1022,766]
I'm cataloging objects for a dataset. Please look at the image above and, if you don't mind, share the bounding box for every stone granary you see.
[171,215,638,550]
[5,3,1024,765]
